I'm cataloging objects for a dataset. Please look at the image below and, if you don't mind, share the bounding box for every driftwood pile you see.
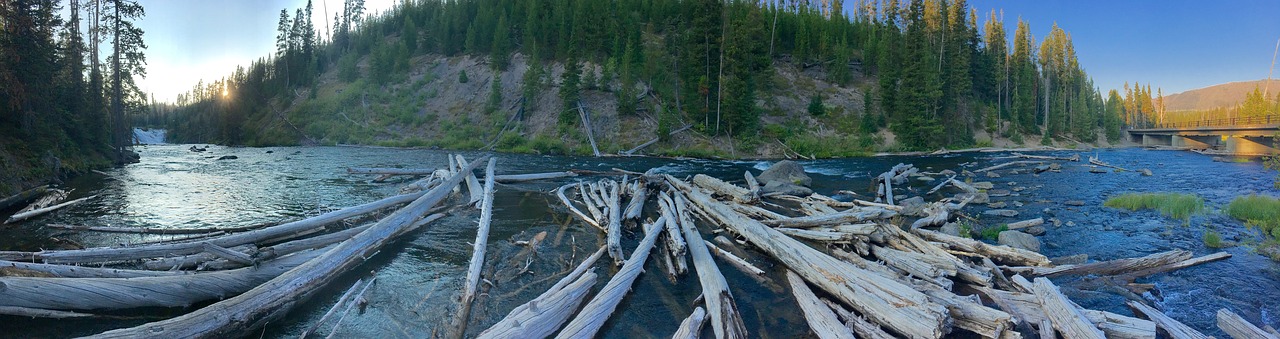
[1,151,1265,338]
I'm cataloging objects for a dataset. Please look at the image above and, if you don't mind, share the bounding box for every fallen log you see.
[1033,277,1105,339]
[744,171,761,203]
[0,185,49,212]
[912,228,1050,267]
[624,180,648,221]
[1011,250,1207,278]
[1217,308,1279,339]
[605,180,625,266]
[820,299,895,339]
[977,286,1156,339]
[26,190,427,264]
[300,278,364,338]
[492,171,579,183]
[995,152,1080,162]
[5,195,96,224]
[657,193,688,275]
[1005,218,1044,230]
[668,175,950,339]
[1127,301,1209,339]
[672,306,708,339]
[447,158,498,339]
[974,161,1042,173]
[678,204,748,339]
[346,167,435,175]
[703,240,765,276]
[46,223,262,235]
[1089,155,1131,172]
[83,156,485,338]
[0,306,112,319]
[786,271,855,339]
[760,208,897,229]
[457,155,484,205]
[692,174,753,204]
[200,242,256,266]
[555,217,665,339]
[323,277,375,339]
[0,260,188,278]
[477,247,606,339]
[556,183,603,231]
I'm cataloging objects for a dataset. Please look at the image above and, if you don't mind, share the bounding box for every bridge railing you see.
[1153,114,1280,129]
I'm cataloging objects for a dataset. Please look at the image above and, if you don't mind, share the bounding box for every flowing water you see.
[4,145,1279,338]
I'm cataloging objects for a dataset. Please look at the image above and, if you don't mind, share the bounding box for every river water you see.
[4,145,1279,338]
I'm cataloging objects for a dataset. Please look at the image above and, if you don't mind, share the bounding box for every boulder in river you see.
[1023,225,1047,236]
[1139,168,1153,176]
[1064,200,1085,206]
[985,171,1001,178]
[956,192,989,204]
[987,201,1007,209]
[940,223,961,237]
[1089,168,1107,173]
[758,160,812,187]
[983,209,1019,217]
[761,181,812,197]
[998,230,1041,252]
[216,155,238,160]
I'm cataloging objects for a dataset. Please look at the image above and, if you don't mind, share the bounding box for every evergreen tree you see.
[491,12,509,70]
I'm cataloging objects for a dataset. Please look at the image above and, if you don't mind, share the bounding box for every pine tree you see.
[490,12,509,70]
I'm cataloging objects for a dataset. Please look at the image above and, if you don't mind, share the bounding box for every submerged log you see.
[679,205,748,339]
[447,158,498,339]
[672,306,708,339]
[83,156,485,338]
[668,175,950,339]
[346,167,435,176]
[556,183,603,231]
[5,195,96,224]
[300,278,364,339]
[555,217,665,339]
[1127,301,1209,339]
[477,247,605,339]
[1217,308,1279,339]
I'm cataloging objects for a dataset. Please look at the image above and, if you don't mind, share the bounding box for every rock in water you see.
[998,231,1041,252]
[1139,168,1153,176]
[1064,200,1085,206]
[1089,168,1107,173]
[985,171,1001,178]
[217,155,238,160]
[1033,165,1051,173]
[987,201,1007,209]
[983,209,1019,217]
[1024,226,1047,236]
[940,223,961,236]
[761,181,813,197]
[758,160,812,187]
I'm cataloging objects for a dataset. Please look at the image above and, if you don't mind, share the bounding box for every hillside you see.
[1164,79,1280,111]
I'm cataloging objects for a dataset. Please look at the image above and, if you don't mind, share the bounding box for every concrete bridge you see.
[1128,115,1280,155]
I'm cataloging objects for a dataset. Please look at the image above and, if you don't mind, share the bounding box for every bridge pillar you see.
[1225,136,1279,156]
[1141,134,1173,146]
[1172,135,1216,149]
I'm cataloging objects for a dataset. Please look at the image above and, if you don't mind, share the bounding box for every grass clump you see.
[980,224,1008,240]
[1202,230,1224,248]
[1227,195,1280,240]
[1103,192,1205,221]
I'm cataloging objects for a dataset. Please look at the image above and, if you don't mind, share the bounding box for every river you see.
[4,145,1278,338]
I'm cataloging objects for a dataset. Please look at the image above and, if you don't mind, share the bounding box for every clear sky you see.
[966,0,1280,96]
[129,0,1280,102]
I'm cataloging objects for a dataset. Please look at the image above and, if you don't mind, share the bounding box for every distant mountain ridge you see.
[1164,79,1280,111]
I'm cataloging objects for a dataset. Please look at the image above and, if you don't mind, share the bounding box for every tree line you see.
[165,0,1134,151]
[0,0,147,190]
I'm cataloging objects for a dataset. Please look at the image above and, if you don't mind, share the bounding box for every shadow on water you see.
[3,145,1278,337]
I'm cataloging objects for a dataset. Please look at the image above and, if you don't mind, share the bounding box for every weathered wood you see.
[1217,308,1279,339]
[786,271,855,339]
[457,155,484,205]
[492,171,579,183]
[744,171,761,202]
[692,174,753,204]
[1005,218,1045,230]
[577,101,602,157]
[578,183,605,224]
[871,246,956,286]
[672,306,708,339]
[703,240,765,276]
[1016,250,1196,278]
[658,192,688,275]
[0,185,49,211]
[820,299,895,339]
[994,152,1080,161]
[300,278,364,339]
[760,208,897,229]
[46,223,261,235]
[624,180,648,221]
[1032,277,1105,339]
[556,183,603,231]
[27,190,428,264]
[0,306,105,319]
[83,156,485,338]
[346,167,435,175]
[1089,155,1131,172]
[477,247,606,339]
[555,217,665,339]
[200,242,256,266]
[974,161,1042,173]
[1115,251,1231,282]
[912,228,1050,266]
[5,195,96,224]
[982,286,1156,339]
[1127,301,1209,339]
[323,277,375,339]
[680,209,748,339]
[881,172,895,205]
[606,180,625,266]
[0,246,324,310]
[0,260,187,278]
[447,158,498,339]
[668,175,949,339]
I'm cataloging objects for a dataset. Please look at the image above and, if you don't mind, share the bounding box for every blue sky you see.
[128,0,1280,102]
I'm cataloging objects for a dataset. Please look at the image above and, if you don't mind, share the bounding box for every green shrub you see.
[1227,195,1280,240]
[980,224,1008,240]
[338,53,360,82]
[808,94,825,116]
[1203,230,1224,248]
[1104,192,1205,221]
[459,70,469,83]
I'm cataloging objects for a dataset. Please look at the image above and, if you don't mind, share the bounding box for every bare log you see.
[974,161,1042,173]
[0,306,108,319]
[0,185,48,211]
[5,195,96,224]
[1217,309,1279,339]
[323,277,376,339]
[492,171,579,183]
[1005,218,1044,230]
[578,183,605,224]
[300,278,364,339]
[82,156,485,338]
[692,174,753,204]
[703,240,765,276]
[346,167,435,175]
[1032,277,1105,339]
[1127,301,1209,339]
[46,223,261,235]
[555,217,665,339]
[200,242,256,266]
[457,155,484,205]
[447,158,498,339]
[657,193,688,275]
[668,175,949,339]
[912,228,1050,267]
[556,183,603,231]
[760,208,897,229]
[820,299,895,339]
[0,260,187,278]
[624,180,648,221]
[477,247,606,339]
[672,306,708,339]
[786,271,855,339]
[606,180,625,266]
[679,208,748,339]
[744,171,761,202]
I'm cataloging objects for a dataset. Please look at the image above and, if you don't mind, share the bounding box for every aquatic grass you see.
[1103,192,1205,221]
[1227,195,1280,240]
[1202,229,1224,248]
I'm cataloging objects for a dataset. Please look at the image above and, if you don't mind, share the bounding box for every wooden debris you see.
[678,203,748,339]
[5,195,96,224]
[786,271,855,339]
[1089,154,1131,172]
[744,171,761,203]
[556,183,603,231]
[1005,218,1044,230]
[0,185,49,212]
[323,277,376,339]
[1127,301,1209,339]
[492,171,579,183]
[457,154,484,205]
[623,180,648,221]
[45,223,260,234]
[446,158,498,339]
[0,260,187,278]
[912,228,1050,266]
[1217,308,1279,339]
[760,208,897,229]
[692,174,753,204]
[555,217,665,339]
[346,167,435,175]
[1032,277,1105,339]
[974,161,1042,173]
[672,306,708,339]
[477,247,605,339]
[301,278,365,338]
[820,299,895,339]
[200,242,256,266]
[703,240,765,276]
[605,180,625,266]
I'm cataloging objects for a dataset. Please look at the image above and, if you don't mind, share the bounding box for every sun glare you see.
[222,89,229,98]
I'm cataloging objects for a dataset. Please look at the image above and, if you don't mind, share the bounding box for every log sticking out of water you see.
[912,228,1050,267]
[973,160,1043,173]
[346,167,436,175]
[457,155,484,205]
[0,185,49,212]
[1217,308,1280,339]
[0,260,189,278]
[82,156,485,338]
[672,306,708,339]
[676,198,748,339]
[300,278,365,339]
[556,183,603,231]
[623,180,648,221]
[4,195,96,224]
[477,247,606,339]
[786,271,855,339]
[46,223,262,235]
[760,208,897,229]
[1033,277,1106,339]
[1126,301,1210,339]
[555,217,665,339]
[446,158,498,339]
[1006,218,1045,230]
